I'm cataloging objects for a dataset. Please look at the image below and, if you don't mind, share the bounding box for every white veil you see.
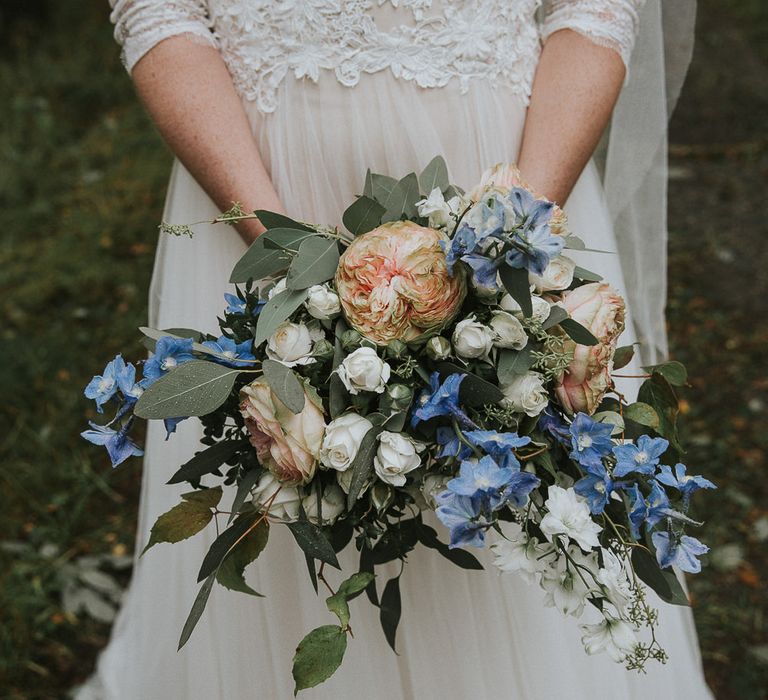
[599,0,697,365]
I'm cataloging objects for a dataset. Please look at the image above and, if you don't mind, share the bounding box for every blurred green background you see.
[0,1,766,698]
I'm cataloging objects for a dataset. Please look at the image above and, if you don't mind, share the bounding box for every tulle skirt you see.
[78,72,712,699]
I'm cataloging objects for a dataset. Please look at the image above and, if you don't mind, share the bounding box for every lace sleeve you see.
[109,0,217,73]
[540,0,645,70]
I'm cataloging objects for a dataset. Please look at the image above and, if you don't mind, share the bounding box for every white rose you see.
[252,472,302,522]
[320,413,374,472]
[267,277,287,299]
[452,316,494,359]
[305,284,341,320]
[529,256,576,293]
[302,484,346,525]
[337,346,391,395]
[502,371,548,417]
[421,473,451,509]
[489,311,528,350]
[416,187,463,229]
[266,322,317,367]
[500,293,550,324]
[374,431,423,487]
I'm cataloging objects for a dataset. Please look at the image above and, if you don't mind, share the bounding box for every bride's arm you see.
[110,0,282,242]
[518,0,644,205]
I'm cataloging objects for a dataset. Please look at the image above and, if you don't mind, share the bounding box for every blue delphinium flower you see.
[462,253,502,292]
[411,373,475,428]
[464,430,531,470]
[444,224,478,275]
[628,484,648,539]
[538,404,572,446]
[114,359,147,402]
[568,413,614,469]
[613,435,669,478]
[503,188,564,276]
[447,455,515,502]
[224,292,247,315]
[655,463,716,504]
[574,463,614,515]
[201,335,256,367]
[652,531,709,574]
[435,490,488,548]
[628,481,674,538]
[81,421,143,467]
[436,427,473,461]
[84,356,122,412]
[163,416,188,440]
[143,337,195,383]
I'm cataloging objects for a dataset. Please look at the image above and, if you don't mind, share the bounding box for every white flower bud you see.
[451,316,494,359]
[489,311,528,350]
[337,347,391,395]
[305,284,341,320]
[320,413,374,472]
[373,431,423,486]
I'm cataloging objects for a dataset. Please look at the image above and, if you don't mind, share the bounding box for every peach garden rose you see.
[554,282,626,415]
[335,221,466,345]
[239,378,326,485]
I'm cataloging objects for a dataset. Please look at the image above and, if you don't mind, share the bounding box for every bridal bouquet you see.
[82,158,714,693]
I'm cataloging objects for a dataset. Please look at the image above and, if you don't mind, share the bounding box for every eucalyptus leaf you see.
[286,237,340,290]
[167,440,247,485]
[253,288,308,346]
[342,195,386,236]
[229,240,292,284]
[363,168,374,198]
[255,210,314,232]
[573,265,603,282]
[345,426,384,509]
[329,373,348,419]
[381,172,420,222]
[624,401,661,430]
[370,173,398,205]
[564,235,586,250]
[197,513,257,582]
[631,546,689,606]
[135,360,241,419]
[261,227,317,251]
[287,520,340,569]
[215,519,269,596]
[560,318,599,346]
[139,327,220,360]
[262,359,306,413]
[292,625,347,695]
[496,347,535,384]
[541,305,568,330]
[437,363,504,407]
[499,264,532,317]
[592,410,625,435]
[228,469,261,524]
[419,155,450,194]
[178,573,216,650]
[142,487,222,554]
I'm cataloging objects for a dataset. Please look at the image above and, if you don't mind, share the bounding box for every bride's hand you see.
[131,36,284,243]
[517,29,626,206]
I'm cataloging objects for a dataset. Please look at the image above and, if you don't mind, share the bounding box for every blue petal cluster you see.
[652,531,709,574]
[411,372,474,429]
[81,421,143,468]
[84,355,144,412]
[613,435,669,477]
[568,413,614,469]
[201,335,256,367]
[143,337,195,382]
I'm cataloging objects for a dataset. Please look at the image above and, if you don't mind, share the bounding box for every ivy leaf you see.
[287,520,340,569]
[292,625,348,695]
[167,440,247,485]
[178,573,216,650]
[229,239,291,284]
[253,288,308,347]
[418,155,450,194]
[142,487,222,554]
[345,426,383,509]
[613,345,635,370]
[326,572,375,628]
[215,519,269,596]
[342,195,386,236]
[496,347,534,384]
[560,318,599,346]
[499,264,532,317]
[134,360,241,419]
[286,237,340,290]
[379,575,402,653]
[624,402,661,430]
[262,359,306,413]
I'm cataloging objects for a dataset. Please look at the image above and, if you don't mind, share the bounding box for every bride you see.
[79,1,712,698]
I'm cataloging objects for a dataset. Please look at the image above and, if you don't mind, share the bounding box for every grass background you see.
[0,1,766,698]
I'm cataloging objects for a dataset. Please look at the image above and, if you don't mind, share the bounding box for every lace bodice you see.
[110,0,645,114]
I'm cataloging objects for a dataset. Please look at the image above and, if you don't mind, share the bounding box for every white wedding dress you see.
[78,1,712,698]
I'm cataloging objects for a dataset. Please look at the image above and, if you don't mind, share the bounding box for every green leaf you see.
[644,360,688,387]
[261,227,317,251]
[379,575,402,653]
[417,524,483,570]
[342,195,386,236]
[261,359,306,413]
[541,305,568,330]
[178,573,216,650]
[229,239,292,284]
[437,363,504,407]
[370,173,398,205]
[363,168,374,198]
[496,347,535,384]
[560,318,599,346]
[631,546,689,607]
[216,519,269,596]
[383,411,407,432]
[253,288,308,347]
[593,410,625,435]
[359,546,379,606]
[135,360,241,419]
[418,155,450,194]
[142,487,222,554]
[573,265,603,282]
[638,374,683,452]
[624,401,661,430]
[326,572,375,628]
[564,234,586,250]
[286,237,340,290]
[255,210,314,232]
[613,345,635,370]
[287,520,340,569]
[140,326,203,354]
[381,172,420,222]
[197,513,257,582]
[292,625,348,695]
[329,373,348,419]
[499,265,532,317]
[345,425,383,509]
[167,440,247,485]
[228,469,261,524]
